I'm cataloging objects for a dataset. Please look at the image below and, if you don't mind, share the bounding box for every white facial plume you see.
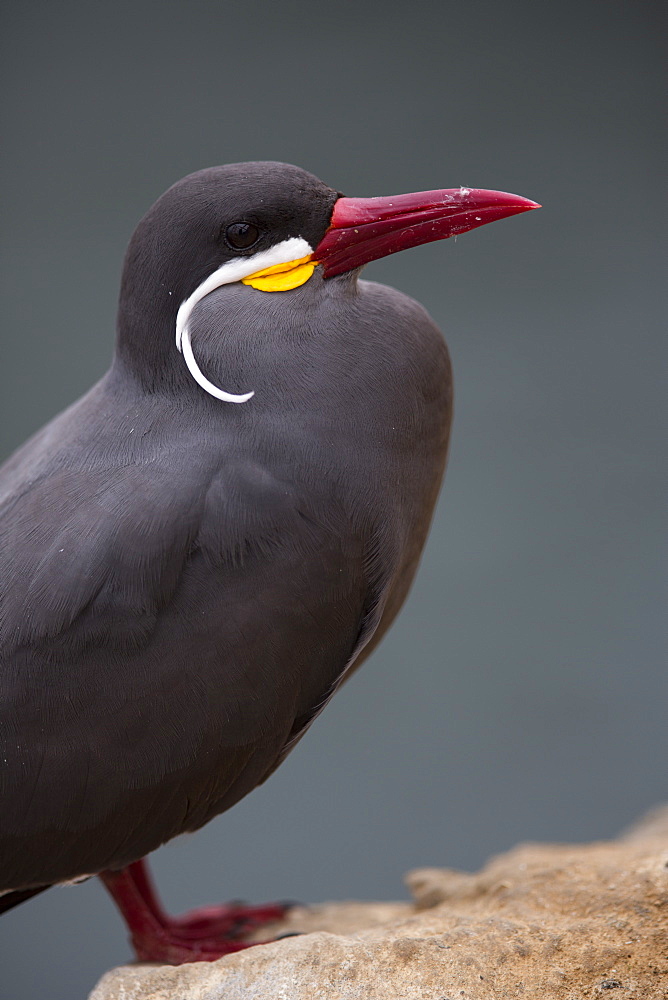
[175,237,313,403]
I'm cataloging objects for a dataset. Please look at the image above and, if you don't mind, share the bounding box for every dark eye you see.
[225,222,260,250]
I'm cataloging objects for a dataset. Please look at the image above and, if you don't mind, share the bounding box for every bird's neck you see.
[113,241,188,394]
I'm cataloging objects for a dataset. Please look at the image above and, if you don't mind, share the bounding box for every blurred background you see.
[0,1,664,997]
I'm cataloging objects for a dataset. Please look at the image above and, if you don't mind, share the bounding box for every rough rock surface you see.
[90,809,668,1000]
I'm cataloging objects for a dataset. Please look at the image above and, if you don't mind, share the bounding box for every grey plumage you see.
[0,164,536,948]
[1,229,451,893]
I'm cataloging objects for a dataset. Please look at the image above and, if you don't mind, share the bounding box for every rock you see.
[90,808,668,1000]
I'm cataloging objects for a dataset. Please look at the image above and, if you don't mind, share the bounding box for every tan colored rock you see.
[90,809,668,1000]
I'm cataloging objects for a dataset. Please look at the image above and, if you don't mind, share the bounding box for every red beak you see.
[314,187,540,277]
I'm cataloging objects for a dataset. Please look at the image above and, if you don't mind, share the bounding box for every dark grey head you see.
[115,162,339,389]
[114,161,538,398]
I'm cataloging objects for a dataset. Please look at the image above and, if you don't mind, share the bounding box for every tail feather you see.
[0,884,50,915]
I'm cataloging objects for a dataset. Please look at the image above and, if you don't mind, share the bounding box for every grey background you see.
[0,1,664,998]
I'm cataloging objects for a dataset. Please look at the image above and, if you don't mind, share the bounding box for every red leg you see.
[100,859,294,964]
[125,859,169,924]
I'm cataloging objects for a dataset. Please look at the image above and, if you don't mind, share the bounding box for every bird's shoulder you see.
[0,455,189,648]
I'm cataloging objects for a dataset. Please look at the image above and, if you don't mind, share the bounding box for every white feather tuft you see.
[175,236,313,403]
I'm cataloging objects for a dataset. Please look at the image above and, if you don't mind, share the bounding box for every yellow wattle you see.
[241,255,316,292]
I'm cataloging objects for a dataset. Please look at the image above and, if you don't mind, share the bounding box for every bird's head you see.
[117,161,539,400]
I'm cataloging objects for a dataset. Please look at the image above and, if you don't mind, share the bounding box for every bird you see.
[0,161,539,964]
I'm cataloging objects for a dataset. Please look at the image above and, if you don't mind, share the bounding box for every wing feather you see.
[0,454,375,890]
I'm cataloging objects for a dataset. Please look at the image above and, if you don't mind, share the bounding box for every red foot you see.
[100,858,295,964]
[161,900,293,940]
[132,924,264,964]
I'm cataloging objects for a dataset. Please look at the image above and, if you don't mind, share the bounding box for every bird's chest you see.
[193,278,452,531]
